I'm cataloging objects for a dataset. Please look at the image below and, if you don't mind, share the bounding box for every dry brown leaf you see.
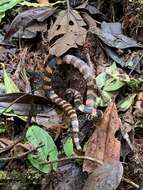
[83,102,121,173]
[36,0,49,4]
[48,9,87,56]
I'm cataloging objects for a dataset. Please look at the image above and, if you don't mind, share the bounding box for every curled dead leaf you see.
[83,102,121,173]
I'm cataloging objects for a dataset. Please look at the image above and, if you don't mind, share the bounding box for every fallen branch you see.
[42,155,103,165]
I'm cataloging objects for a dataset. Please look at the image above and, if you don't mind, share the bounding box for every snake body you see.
[28,54,102,150]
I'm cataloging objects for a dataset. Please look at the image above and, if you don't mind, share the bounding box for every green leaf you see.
[96,72,106,89]
[26,125,58,173]
[103,78,125,91]
[0,171,6,181]
[127,78,140,88]
[0,12,5,22]
[0,126,6,134]
[0,0,19,13]
[3,66,19,93]
[0,0,22,22]
[0,83,5,94]
[63,137,74,157]
[118,94,136,111]
[106,63,118,75]
[101,90,115,102]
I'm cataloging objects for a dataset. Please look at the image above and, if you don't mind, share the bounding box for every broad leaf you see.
[83,102,121,173]
[118,94,136,111]
[63,137,74,157]
[26,125,58,173]
[48,9,87,56]
[90,22,140,49]
[0,93,52,115]
[6,7,55,39]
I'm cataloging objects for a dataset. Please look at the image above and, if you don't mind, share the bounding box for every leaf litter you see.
[0,0,142,189]
[48,8,87,56]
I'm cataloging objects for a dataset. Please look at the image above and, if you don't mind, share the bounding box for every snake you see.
[28,54,102,150]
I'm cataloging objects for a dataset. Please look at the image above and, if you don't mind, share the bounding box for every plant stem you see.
[66,0,70,11]
[42,155,103,165]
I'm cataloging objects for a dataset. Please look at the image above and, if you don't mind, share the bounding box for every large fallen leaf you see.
[6,7,55,39]
[48,9,87,56]
[83,102,121,173]
[83,161,123,190]
[0,93,52,115]
[90,22,141,49]
[26,125,58,173]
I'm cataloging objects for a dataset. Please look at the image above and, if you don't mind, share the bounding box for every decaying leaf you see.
[5,7,55,39]
[0,93,52,115]
[83,161,123,190]
[90,22,141,49]
[83,102,121,173]
[48,9,87,56]
[76,0,108,22]
[105,46,141,72]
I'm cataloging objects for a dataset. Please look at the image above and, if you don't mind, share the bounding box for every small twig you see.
[0,138,23,154]
[0,148,35,161]
[0,144,44,161]
[42,155,103,165]
[122,177,139,189]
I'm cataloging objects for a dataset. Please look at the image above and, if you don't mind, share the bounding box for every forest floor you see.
[0,0,143,189]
